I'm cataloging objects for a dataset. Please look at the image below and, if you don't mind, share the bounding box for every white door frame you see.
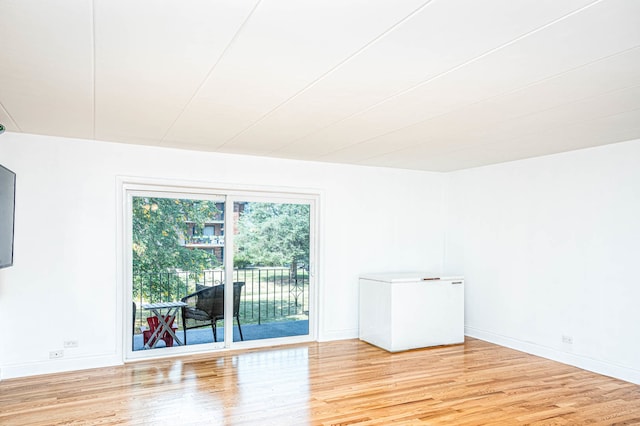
[117,177,320,362]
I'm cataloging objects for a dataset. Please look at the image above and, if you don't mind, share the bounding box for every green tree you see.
[132,197,220,299]
[234,203,310,270]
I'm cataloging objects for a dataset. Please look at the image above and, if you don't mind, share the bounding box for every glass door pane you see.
[131,195,227,351]
[231,201,311,342]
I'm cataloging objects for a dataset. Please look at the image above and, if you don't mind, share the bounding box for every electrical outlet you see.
[64,340,79,348]
[49,350,64,359]
[562,335,573,344]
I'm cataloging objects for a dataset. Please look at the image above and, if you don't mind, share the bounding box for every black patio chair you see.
[181,281,245,344]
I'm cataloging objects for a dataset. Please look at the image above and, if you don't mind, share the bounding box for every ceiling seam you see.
[158,0,264,146]
[437,82,640,153]
[358,95,640,171]
[459,92,640,150]
[404,104,640,171]
[318,44,640,163]
[0,102,21,132]
[216,0,437,149]
[267,0,605,156]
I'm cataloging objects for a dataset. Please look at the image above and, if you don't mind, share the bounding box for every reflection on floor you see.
[133,319,309,350]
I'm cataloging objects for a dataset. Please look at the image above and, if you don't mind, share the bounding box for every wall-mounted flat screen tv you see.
[0,164,16,268]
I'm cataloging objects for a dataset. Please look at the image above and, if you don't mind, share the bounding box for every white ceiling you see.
[1,0,639,171]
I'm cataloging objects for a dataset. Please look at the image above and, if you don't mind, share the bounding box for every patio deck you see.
[133,319,309,351]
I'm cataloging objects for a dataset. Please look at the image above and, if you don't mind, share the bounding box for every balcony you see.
[132,320,309,350]
[182,235,225,247]
[132,267,309,350]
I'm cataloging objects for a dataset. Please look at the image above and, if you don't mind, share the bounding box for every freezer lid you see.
[359,272,463,283]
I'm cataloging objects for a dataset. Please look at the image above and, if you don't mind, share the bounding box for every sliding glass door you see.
[123,183,316,359]
[230,200,311,342]
[130,193,228,352]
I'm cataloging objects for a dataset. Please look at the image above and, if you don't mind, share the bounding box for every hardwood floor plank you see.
[1,338,639,425]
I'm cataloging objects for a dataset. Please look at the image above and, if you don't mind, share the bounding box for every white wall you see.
[0,132,446,379]
[444,138,640,384]
[3,131,639,385]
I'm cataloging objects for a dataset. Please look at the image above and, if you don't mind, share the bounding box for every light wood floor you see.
[1,338,639,425]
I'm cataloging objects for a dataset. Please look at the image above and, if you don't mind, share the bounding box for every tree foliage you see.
[132,197,220,274]
[234,203,310,268]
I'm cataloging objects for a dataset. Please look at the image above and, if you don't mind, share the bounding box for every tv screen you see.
[0,164,16,268]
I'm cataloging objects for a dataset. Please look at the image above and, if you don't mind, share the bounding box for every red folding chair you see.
[143,315,178,347]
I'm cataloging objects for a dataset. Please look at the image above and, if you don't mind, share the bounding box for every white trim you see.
[122,334,316,366]
[117,176,321,362]
[223,199,234,346]
[117,175,320,199]
[1,353,122,380]
[318,329,359,342]
[115,176,127,365]
[465,326,640,385]
[309,196,320,342]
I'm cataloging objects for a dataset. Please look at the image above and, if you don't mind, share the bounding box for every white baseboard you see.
[318,328,358,342]
[465,326,640,385]
[10,327,636,385]
[1,329,356,380]
[1,354,123,380]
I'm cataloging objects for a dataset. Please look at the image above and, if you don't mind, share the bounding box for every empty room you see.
[1,1,639,424]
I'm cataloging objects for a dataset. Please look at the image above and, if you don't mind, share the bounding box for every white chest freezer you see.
[359,272,464,352]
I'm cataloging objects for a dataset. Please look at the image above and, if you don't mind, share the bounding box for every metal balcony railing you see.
[132,267,309,330]
[184,235,225,245]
